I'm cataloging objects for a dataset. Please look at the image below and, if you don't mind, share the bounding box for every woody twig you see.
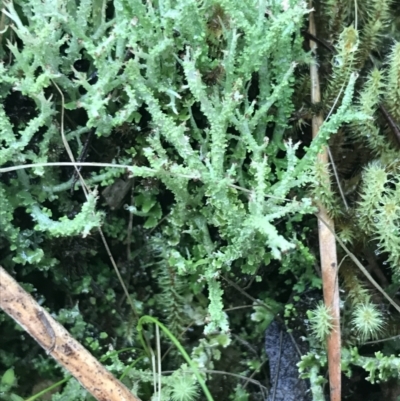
[0,266,141,401]
[309,7,341,401]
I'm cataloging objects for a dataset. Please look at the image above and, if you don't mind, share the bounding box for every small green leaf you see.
[1,368,16,387]
[144,215,157,228]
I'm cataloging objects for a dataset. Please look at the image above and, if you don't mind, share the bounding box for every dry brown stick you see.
[378,104,400,146]
[0,266,141,401]
[309,8,341,401]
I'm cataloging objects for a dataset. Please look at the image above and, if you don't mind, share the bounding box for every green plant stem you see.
[137,315,214,401]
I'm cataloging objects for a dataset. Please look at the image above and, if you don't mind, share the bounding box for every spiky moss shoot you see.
[307,302,334,342]
[351,302,385,343]
[170,374,199,401]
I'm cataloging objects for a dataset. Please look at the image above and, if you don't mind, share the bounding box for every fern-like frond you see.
[351,68,397,158]
[323,26,359,111]
[385,42,400,123]
[355,0,393,69]
[340,262,371,305]
[319,0,353,41]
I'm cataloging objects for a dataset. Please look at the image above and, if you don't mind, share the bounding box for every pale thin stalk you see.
[156,325,161,401]
[52,81,139,320]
